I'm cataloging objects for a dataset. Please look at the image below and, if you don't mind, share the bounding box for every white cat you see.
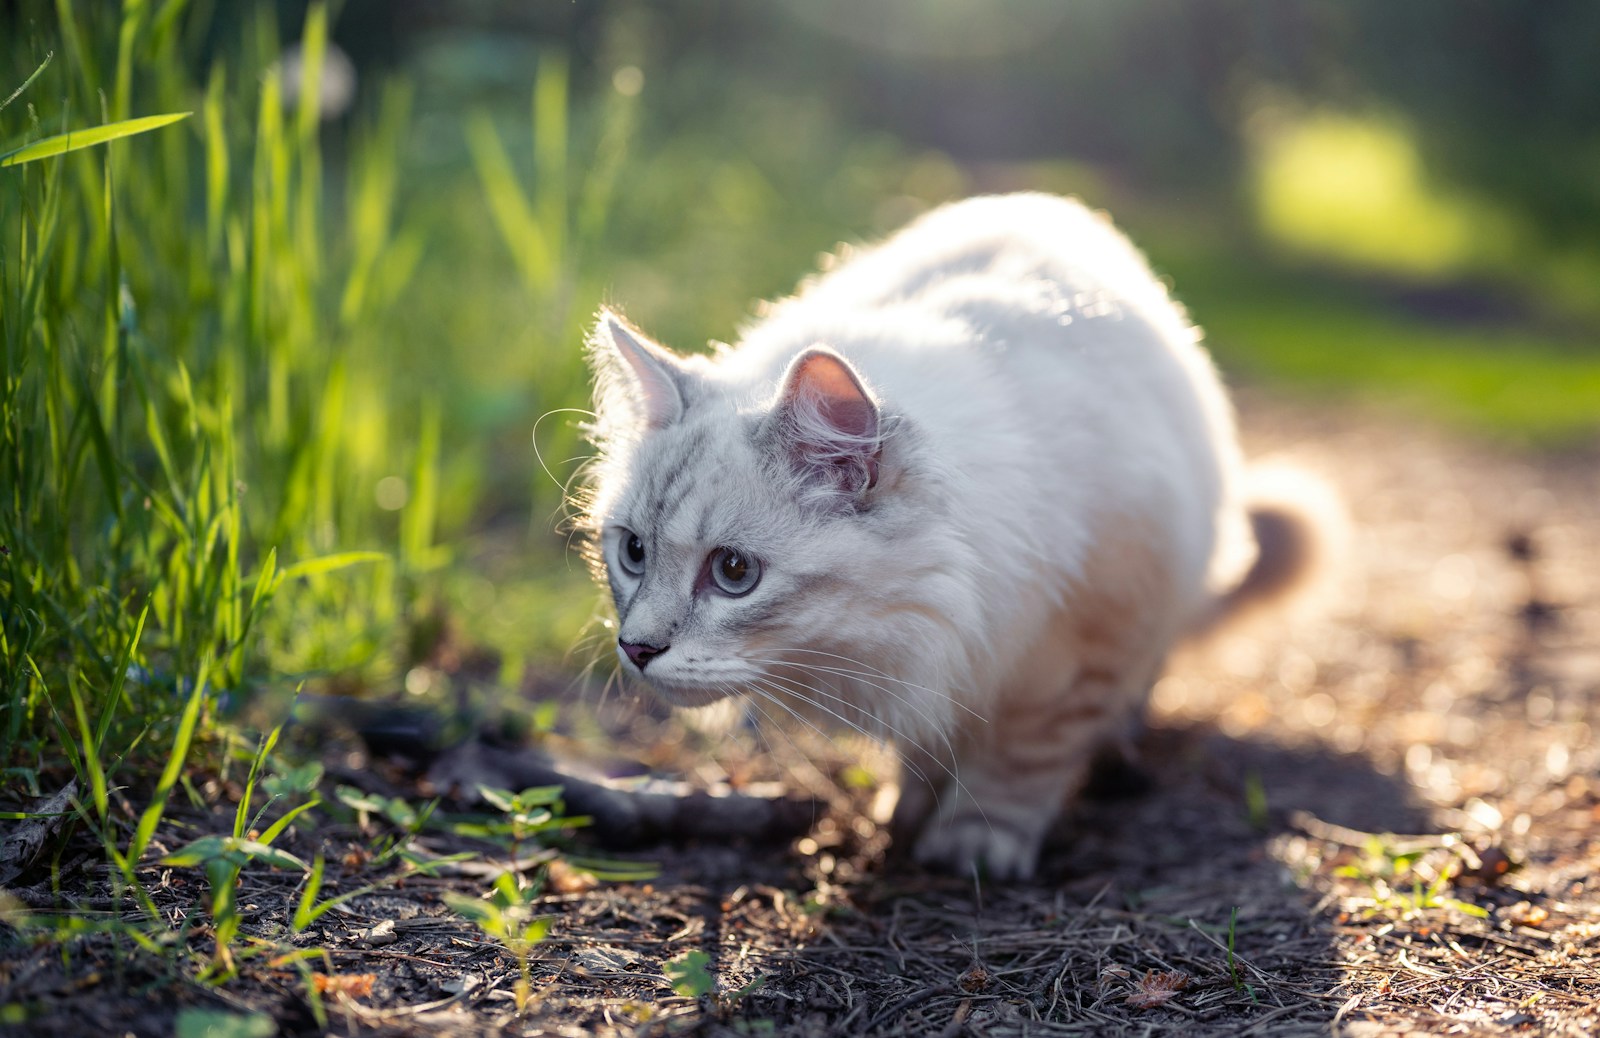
[578,193,1325,880]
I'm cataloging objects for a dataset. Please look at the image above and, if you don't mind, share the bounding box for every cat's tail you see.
[1188,464,1346,638]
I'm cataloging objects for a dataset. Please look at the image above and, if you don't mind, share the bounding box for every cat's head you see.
[577,310,950,734]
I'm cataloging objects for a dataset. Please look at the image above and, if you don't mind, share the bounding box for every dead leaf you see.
[1126,969,1189,1009]
[0,781,77,886]
[548,858,598,894]
[957,964,990,992]
[1505,901,1550,928]
[313,972,377,999]
[573,944,638,976]
[350,919,397,946]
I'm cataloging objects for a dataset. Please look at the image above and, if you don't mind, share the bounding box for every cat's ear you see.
[772,347,881,496]
[588,309,687,430]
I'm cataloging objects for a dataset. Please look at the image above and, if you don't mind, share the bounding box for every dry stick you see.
[1289,810,1461,856]
[1331,991,1364,1028]
[329,984,480,1022]
[1388,949,1505,999]
[836,993,871,1032]
[1040,880,1117,1012]
[863,985,955,1032]
[805,960,873,1030]
[936,998,972,1038]
[429,737,821,845]
[887,897,910,972]
[1235,1001,1315,1036]
[322,947,468,969]
[808,974,844,1011]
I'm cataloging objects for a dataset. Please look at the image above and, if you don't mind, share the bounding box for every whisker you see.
[735,685,845,811]
[531,407,598,495]
[744,680,920,805]
[751,674,968,831]
[753,673,977,821]
[739,655,966,774]
[748,677,887,762]
[772,647,988,722]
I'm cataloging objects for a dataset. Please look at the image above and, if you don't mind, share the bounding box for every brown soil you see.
[3,397,1598,1037]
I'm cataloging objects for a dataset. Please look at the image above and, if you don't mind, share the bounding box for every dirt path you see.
[4,397,1598,1037]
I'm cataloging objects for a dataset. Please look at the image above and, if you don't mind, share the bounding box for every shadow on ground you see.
[612,721,1432,1038]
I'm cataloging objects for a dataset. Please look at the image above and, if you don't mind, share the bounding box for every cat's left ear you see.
[588,309,689,430]
[772,347,881,497]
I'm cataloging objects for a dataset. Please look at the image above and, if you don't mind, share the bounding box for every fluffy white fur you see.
[579,193,1318,879]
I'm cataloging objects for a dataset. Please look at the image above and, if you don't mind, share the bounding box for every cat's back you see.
[731,193,1209,426]
[730,193,1194,390]
[803,193,1171,319]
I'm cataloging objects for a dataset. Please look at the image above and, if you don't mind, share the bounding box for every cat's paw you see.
[912,815,1040,881]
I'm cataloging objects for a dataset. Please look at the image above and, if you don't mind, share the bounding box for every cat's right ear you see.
[588,310,687,431]
[771,347,882,499]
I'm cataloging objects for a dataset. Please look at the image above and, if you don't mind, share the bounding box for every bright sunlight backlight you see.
[1250,110,1512,278]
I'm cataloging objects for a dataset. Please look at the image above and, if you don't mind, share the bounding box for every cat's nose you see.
[619,638,668,671]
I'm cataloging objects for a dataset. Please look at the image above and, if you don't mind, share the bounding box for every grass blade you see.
[1,112,193,168]
[291,854,326,933]
[401,402,439,570]
[77,371,125,522]
[276,550,387,582]
[97,601,150,756]
[466,112,551,289]
[234,723,284,840]
[64,672,108,821]
[1,52,54,114]
[127,662,209,867]
[257,797,319,846]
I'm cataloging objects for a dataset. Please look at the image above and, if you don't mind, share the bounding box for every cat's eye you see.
[616,529,646,576]
[709,547,760,596]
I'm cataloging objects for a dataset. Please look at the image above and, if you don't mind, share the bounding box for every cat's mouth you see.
[642,677,737,709]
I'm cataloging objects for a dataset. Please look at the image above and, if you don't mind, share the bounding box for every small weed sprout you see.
[664,949,715,998]
[444,872,552,1012]
[663,948,765,1009]
[1243,770,1269,832]
[472,784,571,867]
[1334,833,1490,920]
[1226,907,1257,1003]
[438,786,580,1011]
[160,721,318,978]
[334,786,440,868]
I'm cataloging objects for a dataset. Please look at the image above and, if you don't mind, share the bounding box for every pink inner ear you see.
[792,352,877,439]
[780,348,881,492]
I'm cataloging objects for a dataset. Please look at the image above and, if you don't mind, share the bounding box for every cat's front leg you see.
[889,742,943,846]
[911,739,1093,881]
[911,680,1121,881]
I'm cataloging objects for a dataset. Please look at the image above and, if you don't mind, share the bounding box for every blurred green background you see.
[3,0,1599,777]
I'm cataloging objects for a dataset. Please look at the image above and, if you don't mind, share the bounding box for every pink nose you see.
[620,639,667,671]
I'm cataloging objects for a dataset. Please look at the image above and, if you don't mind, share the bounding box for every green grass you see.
[1138,220,1600,447]
[0,3,649,775]
[1210,299,1600,444]
[0,3,600,992]
[3,2,418,779]
[0,0,745,993]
